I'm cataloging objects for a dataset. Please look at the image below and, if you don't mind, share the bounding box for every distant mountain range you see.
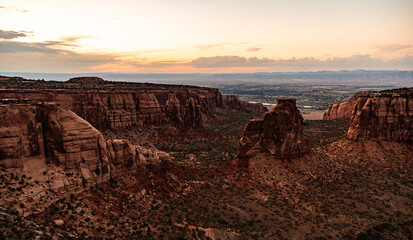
[1,70,412,87]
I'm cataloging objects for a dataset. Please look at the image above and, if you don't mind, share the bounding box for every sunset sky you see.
[0,0,412,73]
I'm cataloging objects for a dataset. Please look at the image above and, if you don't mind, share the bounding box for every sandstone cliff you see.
[323,93,362,121]
[347,90,413,142]
[0,100,171,214]
[0,78,266,131]
[238,98,310,158]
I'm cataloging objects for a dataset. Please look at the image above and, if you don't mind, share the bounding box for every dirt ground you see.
[299,108,326,120]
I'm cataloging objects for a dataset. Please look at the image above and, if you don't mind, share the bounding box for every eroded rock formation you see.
[0,100,171,214]
[0,78,265,131]
[323,93,362,121]
[185,97,202,127]
[347,91,413,142]
[165,93,184,125]
[238,98,310,158]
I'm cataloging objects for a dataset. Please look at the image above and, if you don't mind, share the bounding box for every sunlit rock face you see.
[323,93,362,121]
[347,91,413,142]
[0,100,172,214]
[238,98,310,159]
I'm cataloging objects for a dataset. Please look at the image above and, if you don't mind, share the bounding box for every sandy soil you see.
[299,108,325,120]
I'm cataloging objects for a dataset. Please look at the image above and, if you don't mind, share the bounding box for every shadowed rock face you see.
[238,98,310,158]
[347,92,413,142]
[222,95,267,114]
[165,93,184,125]
[0,101,171,214]
[164,93,202,126]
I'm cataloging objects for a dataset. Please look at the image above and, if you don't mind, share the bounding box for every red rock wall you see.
[0,102,172,213]
[347,92,413,142]
[238,98,310,158]
[0,87,265,131]
[323,93,361,121]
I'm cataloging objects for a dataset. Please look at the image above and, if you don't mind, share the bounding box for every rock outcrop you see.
[165,93,184,125]
[347,91,413,142]
[323,93,362,121]
[184,97,202,127]
[0,78,266,131]
[0,100,171,214]
[238,98,310,158]
[222,95,267,114]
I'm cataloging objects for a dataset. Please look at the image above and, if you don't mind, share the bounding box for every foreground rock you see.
[238,98,310,158]
[0,100,171,214]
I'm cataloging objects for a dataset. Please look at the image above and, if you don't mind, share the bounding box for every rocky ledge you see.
[238,98,310,159]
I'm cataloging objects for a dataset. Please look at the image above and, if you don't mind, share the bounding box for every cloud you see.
[0,5,28,13]
[0,36,122,72]
[0,52,119,73]
[1,30,412,73]
[191,56,275,68]
[0,30,27,39]
[196,43,228,51]
[190,55,413,70]
[0,36,186,73]
[0,40,78,54]
[196,42,249,51]
[59,35,93,43]
[246,47,262,52]
[142,49,174,54]
[373,44,413,53]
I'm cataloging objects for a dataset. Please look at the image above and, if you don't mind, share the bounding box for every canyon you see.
[0,77,412,239]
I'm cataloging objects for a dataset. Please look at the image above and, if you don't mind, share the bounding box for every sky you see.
[0,0,412,73]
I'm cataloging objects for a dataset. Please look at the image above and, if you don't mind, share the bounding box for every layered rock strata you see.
[323,93,362,121]
[0,101,171,213]
[0,81,265,131]
[164,93,202,127]
[347,91,413,142]
[238,98,310,158]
